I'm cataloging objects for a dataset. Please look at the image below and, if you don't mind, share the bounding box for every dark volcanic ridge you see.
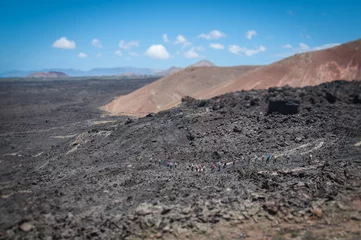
[1,80,361,239]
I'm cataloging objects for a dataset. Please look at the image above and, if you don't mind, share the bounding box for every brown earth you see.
[201,38,361,98]
[103,38,361,117]
[102,65,260,116]
[187,59,215,67]
[157,66,183,76]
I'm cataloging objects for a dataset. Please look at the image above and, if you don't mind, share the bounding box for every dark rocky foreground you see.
[1,80,361,239]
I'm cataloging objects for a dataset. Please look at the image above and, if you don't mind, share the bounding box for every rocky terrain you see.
[1,79,361,239]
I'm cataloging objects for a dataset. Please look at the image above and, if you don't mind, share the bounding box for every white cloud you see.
[174,35,187,44]
[196,46,204,51]
[145,44,170,59]
[78,52,87,58]
[114,50,122,56]
[210,43,224,50]
[246,30,257,40]
[198,30,225,40]
[129,52,139,57]
[228,45,266,56]
[299,42,310,50]
[52,37,76,49]
[173,35,191,48]
[242,45,266,56]
[277,42,340,58]
[162,34,169,43]
[92,38,102,48]
[229,45,242,55]
[282,44,293,49]
[96,53,102,57]
[301,32,312,39]
[118,40,139,50]
[313,43,340,50]
[174,35,192,48]
[184,48,200,59]
[287,10,294,15]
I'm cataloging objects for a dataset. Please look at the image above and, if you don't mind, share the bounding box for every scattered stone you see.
[238,215,245,221]
[125,118,133,125]
[311,207,322,218]
[325,91,337,103]
[350,213,361,221]
[177,227,188,235]
[263,202,278,215]
[19,222,34,232]
[247,205,260,216]
[194,222,208,232]
[297,181,305,187]
[155,232,163,238]
[181,207,191,215]
[337,202,348,210]
[239,232,248,238]
[267,98,300,115]
[266,214,275,221]
[162,225,171,232]
[353,93,361,104]
[233,126,242,133]
[61,229,74,238]
[161,207,171,215]
[135,203,163,215]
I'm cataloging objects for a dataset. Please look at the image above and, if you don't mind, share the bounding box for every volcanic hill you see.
[201,38,361,98]
[101,65,260,116]
[103,39,361,116]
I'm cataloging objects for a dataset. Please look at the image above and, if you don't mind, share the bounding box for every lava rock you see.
[353,93,361,104]
[233,126,242,133]
[325,91,337,103]
[125,118,133,125]
[267,99,300,115]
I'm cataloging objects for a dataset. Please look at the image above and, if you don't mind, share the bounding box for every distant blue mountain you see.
[0,70,35,77]
[0,67,164,77]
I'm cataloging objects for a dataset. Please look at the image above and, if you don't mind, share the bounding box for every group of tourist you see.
[152,153,274,172]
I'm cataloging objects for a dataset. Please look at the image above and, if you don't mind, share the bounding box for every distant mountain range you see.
[27,71,68,78]
[0,60,216,78]
[0,67,161,78]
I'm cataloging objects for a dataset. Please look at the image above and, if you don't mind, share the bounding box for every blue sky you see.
[0,0,360,72]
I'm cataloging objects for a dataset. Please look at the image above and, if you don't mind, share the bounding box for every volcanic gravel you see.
[0,79,361,239]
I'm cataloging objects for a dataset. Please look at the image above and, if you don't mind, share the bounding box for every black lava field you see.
[1,79,361,239]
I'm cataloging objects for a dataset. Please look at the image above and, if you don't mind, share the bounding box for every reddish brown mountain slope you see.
[102,39,361,116]
[199,39,361,99]
[101,66,260,116]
